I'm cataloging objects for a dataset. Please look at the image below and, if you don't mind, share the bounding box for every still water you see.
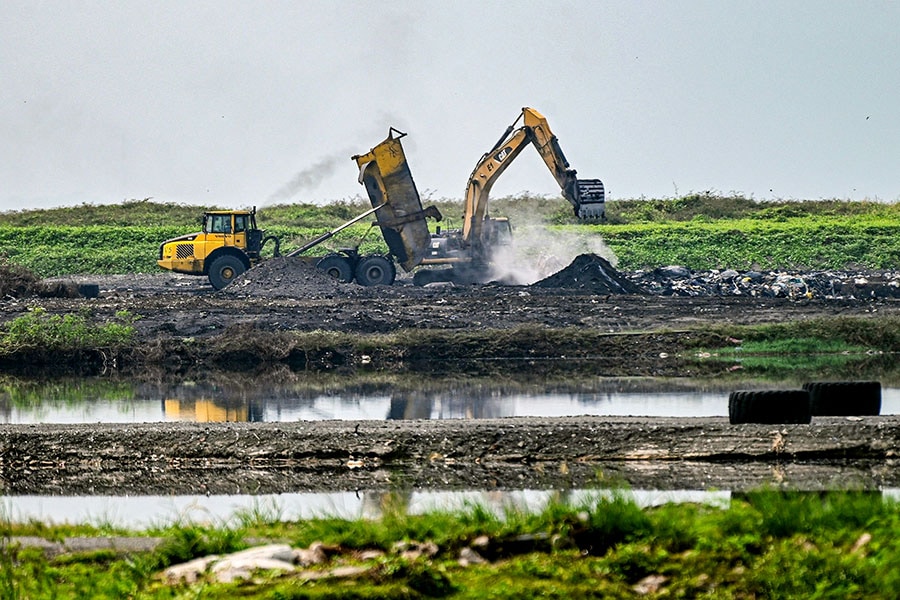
[1,376,898,424]
[6,489,732,529]
[2,374,897,527]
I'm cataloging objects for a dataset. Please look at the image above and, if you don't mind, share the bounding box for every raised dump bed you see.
[352,128,440,272]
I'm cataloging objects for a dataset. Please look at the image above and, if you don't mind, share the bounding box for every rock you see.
[458,547,489,566]
[657,265,691,278]
[159,543,297,585]
[294,541,328,566]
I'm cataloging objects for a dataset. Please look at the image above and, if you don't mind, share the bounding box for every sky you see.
[2,0,899,211]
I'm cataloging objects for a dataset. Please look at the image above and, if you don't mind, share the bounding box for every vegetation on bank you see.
[1,491,898,598]
[0,313,898,378]
[0,308,135,355]
[0,195,897,276]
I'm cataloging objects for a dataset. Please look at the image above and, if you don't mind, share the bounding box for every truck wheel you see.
[208,255,245,290]
[316,254,353,283]
[355,256,396,286]
[729,390,812,424]
[803,381,881,416]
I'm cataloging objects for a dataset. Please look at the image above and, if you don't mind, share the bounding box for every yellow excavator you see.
[406,106,605,285]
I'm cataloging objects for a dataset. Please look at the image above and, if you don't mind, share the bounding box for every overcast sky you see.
[2,1,898,211]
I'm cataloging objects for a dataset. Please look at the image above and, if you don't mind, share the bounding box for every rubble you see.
[172,250,899,302]
[626,266,900,300]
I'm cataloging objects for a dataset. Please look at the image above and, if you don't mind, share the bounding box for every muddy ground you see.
[18,257,900,347]
[3,417,900,495]
[2,257,900,495]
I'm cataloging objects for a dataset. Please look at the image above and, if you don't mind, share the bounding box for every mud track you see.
[3,417,900,496]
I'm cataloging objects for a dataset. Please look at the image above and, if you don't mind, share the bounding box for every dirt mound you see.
[0,262,40,298]
[0,263,86,299]
[532,254,645,294]
[222,256,351,297]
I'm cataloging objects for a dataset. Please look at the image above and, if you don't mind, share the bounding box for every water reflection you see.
[2,489,733,530]
[0,375,897,424]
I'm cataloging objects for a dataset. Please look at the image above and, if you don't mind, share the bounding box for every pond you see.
[1,374,897,424]
[2,372,897,527]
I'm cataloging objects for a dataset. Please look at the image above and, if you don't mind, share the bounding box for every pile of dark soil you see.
[222,256,351,298]
[532,254,646,294]
[0,262,39,298]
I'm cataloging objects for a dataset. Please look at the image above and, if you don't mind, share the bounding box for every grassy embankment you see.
[0,194,898,276]
[0,194,898,376]
[2,491,899,598]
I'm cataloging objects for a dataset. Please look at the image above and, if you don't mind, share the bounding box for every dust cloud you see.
[489,225,618,285]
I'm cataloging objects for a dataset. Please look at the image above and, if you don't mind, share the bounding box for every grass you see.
[0,308,136,355]
[0,194,897,276]
[1,491,899,598]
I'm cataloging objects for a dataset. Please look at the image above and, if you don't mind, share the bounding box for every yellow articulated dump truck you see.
[156,128,441,290]
[156,209,280,289]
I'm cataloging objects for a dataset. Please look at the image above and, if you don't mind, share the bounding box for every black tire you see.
[729,390,812,425]
[77,283,100,298]
[316,254,353,283]
[208,255,246,290]
[413,269,441,286]
[355,255,396,286]
[803,381,881,416]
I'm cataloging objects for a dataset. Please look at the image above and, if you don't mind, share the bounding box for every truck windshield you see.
[208,215,231,234]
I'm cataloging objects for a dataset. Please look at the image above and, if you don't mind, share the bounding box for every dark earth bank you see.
[2,254,899,376]
[1,417,898,496]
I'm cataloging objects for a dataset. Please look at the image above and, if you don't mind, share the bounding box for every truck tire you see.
[208,255,245,290]
[316,254,353,283]
[803,381,881,416]
[729,390,812,424]
[355,256,396,286]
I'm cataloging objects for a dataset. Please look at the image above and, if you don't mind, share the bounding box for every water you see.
[2,374,896,527]
[3,489,732,530]
[1,376,897,424]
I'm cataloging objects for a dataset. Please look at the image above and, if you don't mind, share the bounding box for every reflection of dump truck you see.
[156,132,438,289]
[163,398,264,422]
[355,107,605,285]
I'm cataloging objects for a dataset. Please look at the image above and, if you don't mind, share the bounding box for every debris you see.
[626,266,900,299]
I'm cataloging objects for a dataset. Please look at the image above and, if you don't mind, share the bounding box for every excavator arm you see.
[462,107,605,245]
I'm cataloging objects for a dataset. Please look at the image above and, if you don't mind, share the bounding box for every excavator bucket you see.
[575,179,606,221]
[352,129,439,272]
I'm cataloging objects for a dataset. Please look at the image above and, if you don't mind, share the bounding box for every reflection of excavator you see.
[408,107,606,285]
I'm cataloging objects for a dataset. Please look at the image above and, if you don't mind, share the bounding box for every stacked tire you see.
[803,381,881,417]
[728,390,812,425]
[728,381,882,424]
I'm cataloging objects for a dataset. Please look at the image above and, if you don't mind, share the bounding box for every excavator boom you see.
[462,107,605,244]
